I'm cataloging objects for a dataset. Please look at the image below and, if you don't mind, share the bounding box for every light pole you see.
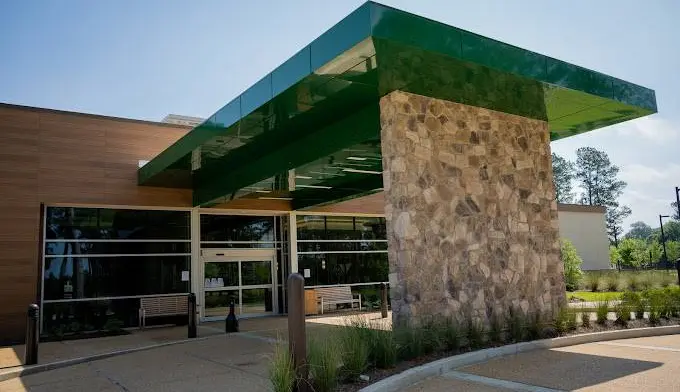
[660,215,670,270]
[675,186,680,220]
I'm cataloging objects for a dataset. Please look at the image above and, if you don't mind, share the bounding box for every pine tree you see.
[551,153,575,203]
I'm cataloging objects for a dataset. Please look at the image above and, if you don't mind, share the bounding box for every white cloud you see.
[617,163,680,228]
[615,116,679,144]
[620,163,680,185]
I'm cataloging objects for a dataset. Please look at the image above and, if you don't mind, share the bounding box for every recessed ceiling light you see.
[295,175,313,179]
[138,160,150,168]
[346,156,367,161]
[342,168,382,175]
[255,190,271,193]
[258,197,293,200]
[296,184,332,189]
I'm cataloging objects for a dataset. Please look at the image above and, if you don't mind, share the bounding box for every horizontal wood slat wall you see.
[0,104,192,343]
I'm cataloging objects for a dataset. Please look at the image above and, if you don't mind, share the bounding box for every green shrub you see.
[566,309,578,332]
[269,343,295,392]
[614,303,632,327]
[441,318,461,352]
[642,289,663,325]
[526,312,543,340]
[622,291,644,319]
[465,319,485,349]
[505,307,525,343]
[370,330,397,369]
[395,324,425,361]
[596,301,609,325]
[488,313,504,344]
[581,311,591,328]
[308,337,341,392]
[561,239,584,291]
[627,275,640,291]
[553,307,569,335]
[340,320,371,380]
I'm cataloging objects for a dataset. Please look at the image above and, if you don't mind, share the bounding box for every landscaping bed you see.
[269,286,680,392]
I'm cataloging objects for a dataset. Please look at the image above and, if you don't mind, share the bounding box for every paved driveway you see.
[406,335,680,392]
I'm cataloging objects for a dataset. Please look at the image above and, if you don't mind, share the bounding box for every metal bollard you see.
[287,273,308,392]
[225,301,239,333]
[380,283,388,319]
[188,293,197,339]
[25,304,39,365]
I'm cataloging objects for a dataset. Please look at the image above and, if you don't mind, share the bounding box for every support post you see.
[380,283,388,319]
[25,304,39,365]
[188,293,197,338]
[287,273,308,392]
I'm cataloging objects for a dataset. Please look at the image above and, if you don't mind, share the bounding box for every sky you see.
[1,0,678,231]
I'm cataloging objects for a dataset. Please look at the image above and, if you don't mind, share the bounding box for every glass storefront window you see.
[200,215,275,243]
[46,208,189,240]
[241,260,272,285]
[204,262,239,288]
[43,256,190,300]
[46,241,190,256]
[204,290,240,317]
[298,253,388,286]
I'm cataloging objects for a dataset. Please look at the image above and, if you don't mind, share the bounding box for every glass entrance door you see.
[201,249,276,320]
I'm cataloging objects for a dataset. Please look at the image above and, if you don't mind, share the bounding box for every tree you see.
[672,201,680,220]
[561,239,583,291]
[657,221,680,243]
[574,147,631,244]
[617,238,647,268]
[606,206,632,246]
[609,245,621,268]
[625,221,653,241]
[575,147,627,207]
[667,241,680,262]
[551,153,575,203]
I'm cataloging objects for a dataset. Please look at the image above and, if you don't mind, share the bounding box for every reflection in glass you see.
[43,256,189,300]
[45,242,190,256]
[241,261,272,286]
[298,253,388,286]
[204,290,239,317]
[45,207,190,240]
[204,262,238,288]
[296,215,386,241]
[242,288,273,314]
[200,215,275,242]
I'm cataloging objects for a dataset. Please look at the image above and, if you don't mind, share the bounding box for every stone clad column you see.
[380,90,565,326]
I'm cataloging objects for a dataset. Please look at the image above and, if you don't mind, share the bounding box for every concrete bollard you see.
[25,304,39,365]
[287,273,308,392]
[188,293,197,338]
[380,283,388,319]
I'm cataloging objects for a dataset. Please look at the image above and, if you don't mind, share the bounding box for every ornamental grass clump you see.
[308,337,341,392]
[580,310,591,329]
[585,272,604,292]
[441,317,461,352]
[488,312,504,344]
[622,291,644,319]
[340,318,371,381]
[465,319,485,349]
[268,343,295,392]
[505,307,525,343]
[596,301,609,325]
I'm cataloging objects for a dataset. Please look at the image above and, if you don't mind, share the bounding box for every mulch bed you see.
[336,317,680,392]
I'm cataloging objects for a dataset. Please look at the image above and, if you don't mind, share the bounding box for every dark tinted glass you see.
[298,241,387,253]
[45,207,189,240]
[296,215,386,241]
[46,242,190,256]
[204,262,239,287]
[43,256,189,300]
[200,215,275,242]
[241,260,272,285]
[298,253,388,286]
[42,298,142,336]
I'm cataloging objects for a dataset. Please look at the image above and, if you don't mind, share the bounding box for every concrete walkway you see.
[404,334,680,391]
[0,312,389,391]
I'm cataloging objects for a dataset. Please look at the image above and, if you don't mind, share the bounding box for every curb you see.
[359,325,680,392]
[0,336,210,383]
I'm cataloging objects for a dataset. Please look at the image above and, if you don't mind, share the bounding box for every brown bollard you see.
[287,273,308,392]
[380,283,388,319]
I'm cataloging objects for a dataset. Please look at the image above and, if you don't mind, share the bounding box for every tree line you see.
[553,147,679,268]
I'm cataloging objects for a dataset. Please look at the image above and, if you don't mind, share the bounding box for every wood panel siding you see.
[0,104,192,343]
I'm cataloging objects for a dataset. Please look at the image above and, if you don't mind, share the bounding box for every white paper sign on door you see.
[303,268,311,278]
[181,271,190,281]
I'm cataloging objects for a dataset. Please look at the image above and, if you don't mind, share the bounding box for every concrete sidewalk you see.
[404,334,680,391]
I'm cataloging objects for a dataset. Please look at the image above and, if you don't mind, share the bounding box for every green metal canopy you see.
[138,1,656,208]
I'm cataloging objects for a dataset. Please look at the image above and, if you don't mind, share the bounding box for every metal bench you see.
[138,295,188,329]
[316,286,361,314]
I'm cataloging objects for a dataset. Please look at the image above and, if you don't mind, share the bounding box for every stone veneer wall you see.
[380,90,566,326]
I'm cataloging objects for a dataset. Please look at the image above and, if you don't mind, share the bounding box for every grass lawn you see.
[567,291,623,302]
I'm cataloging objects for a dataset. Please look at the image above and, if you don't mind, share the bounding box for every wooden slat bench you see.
[316,286,361,314]
[138,295,188,329]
